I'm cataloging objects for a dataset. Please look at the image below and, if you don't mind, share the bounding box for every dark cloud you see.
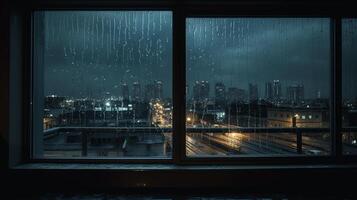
[37,11,172,98]
[36,12,356,100]
[186,18,331,99]
[342,19,357,100]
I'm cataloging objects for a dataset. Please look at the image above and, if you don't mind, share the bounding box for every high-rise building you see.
[316,90,321,99]
[144,81,164,101]
[193,81,210,101]
[201,81,210,100]
[154,80,163,99]
[121,83,129,101]
[265,82,273,100]
[287,84,304,104]
[144,83,155,101]
[227,87,246,103]
[132,81,141,101]
[272,80,282,101]
[249,83,259,102]
[215,82,226,107]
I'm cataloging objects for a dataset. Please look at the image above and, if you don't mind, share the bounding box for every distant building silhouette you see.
[265,82,273,100]
[132,81,141,101]
[121,83,129,101]
[249,83,259,102]
[215,82,226,108]
[154,80,163,100]
[273,80,282,101]
[193,81,210,102]
[287,84,304,105]
[227,87,246,103]
[144,83,155,101]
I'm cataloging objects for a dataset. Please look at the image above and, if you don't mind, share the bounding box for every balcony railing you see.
[43,127,357,157]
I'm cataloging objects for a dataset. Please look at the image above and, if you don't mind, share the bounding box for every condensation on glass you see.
[33,11,173,158]
[342,19,357,155]
[186,18,331,157]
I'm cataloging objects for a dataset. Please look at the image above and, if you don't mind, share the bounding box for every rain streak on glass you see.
[185,18,332,157]
[33,11,173,158]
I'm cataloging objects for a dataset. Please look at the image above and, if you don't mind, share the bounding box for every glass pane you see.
[342,19,357,155]
[186,18,331,157]
[33,11,172,158]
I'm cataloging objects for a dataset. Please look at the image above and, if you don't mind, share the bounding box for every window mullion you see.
[172,6,186,163]
[332,17,342,159]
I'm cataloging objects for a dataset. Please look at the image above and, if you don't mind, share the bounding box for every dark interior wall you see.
[0,0,9,170]
[4,166,357,196]
[0,0,357,196]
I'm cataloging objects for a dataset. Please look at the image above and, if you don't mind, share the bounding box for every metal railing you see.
[43,126,357,157]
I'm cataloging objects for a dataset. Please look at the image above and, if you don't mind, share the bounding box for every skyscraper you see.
[273,80,282,101]
[193,81,210,102]
[215,82,226,107]
[132,81,141,101]
[249,83,259,102]
[265,82,273,100]
[287,84,304,104]
[121,83,129,101]
[144,83,155,101]
[154,80,163,100]
[227,87,246,103]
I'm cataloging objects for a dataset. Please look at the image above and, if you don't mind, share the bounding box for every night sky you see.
[187,18,331,99]
[343,19,357,100]
[38,11,172,98]
[35,11,357,100]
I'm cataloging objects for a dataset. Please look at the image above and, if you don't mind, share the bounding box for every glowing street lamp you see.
[186,117,191,122]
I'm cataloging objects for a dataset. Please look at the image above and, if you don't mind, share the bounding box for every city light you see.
[186,117,191,122]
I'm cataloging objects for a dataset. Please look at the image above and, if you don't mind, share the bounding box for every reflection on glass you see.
[34,11,172,158]
[186,18,331,156]
[342,19,357,155]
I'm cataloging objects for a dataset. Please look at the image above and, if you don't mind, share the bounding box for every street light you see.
[105,101,111,107]
[186,117,191,122]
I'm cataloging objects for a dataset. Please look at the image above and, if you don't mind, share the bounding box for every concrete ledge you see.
[13,163,357,170]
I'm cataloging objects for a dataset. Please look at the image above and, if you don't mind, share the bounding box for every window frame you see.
[28,8,177,164]
[18,0,357,166]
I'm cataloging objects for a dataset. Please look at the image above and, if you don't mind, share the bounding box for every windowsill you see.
[13,163,357,171]
[8,163,357,191]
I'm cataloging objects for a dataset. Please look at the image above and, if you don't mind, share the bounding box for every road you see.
[186,132,334,156]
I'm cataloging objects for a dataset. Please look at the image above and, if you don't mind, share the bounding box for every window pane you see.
[186,18,331,157]
[342,19,357,155]
[33,11,172,158]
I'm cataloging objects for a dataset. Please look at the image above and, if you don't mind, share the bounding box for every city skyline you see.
[46,79,316,104]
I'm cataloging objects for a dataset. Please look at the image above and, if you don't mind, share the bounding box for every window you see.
[33,11,173,158]
[342,19,357,155]
[26,6,357,163]
[186,18,331,157]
